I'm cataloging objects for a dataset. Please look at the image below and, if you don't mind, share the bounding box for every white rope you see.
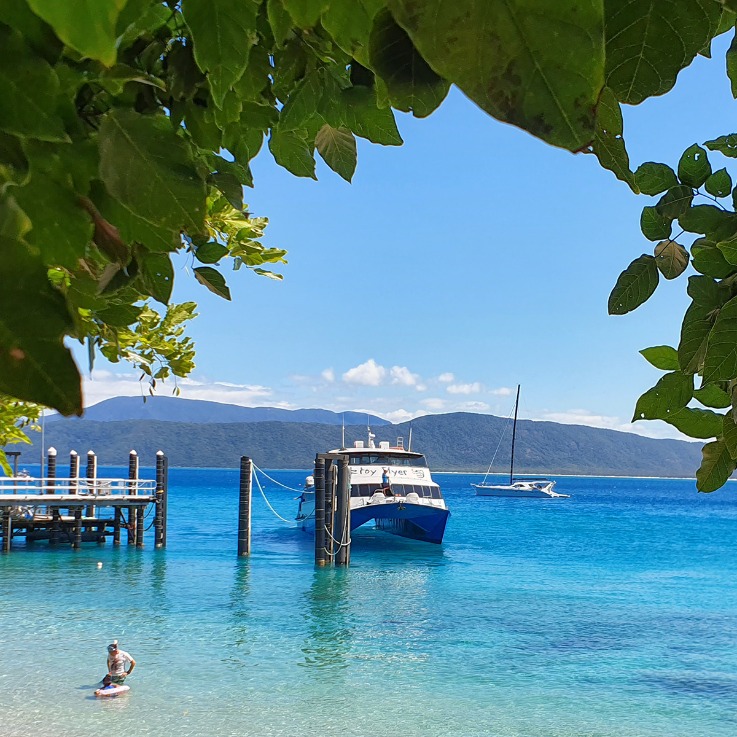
[251,463,304,494]
[251,467,297,526]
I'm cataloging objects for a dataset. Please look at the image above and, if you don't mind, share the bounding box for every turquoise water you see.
[1,469,736,737]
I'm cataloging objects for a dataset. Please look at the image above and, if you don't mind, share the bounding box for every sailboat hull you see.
[473,481,568,498]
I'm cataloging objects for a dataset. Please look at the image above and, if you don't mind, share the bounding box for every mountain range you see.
[17,396,703,478]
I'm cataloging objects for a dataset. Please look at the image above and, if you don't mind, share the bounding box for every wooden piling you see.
[162,454,168,547]
[127,451,138,545]
[334,455,351,566]
[72,508,82,550]
[69,450,78,494]
[314,456,326,566]
[85,450,97,521]
[46,447,56,494]
[154,451,165,548]
[50,509,61,546]
[113,508,122,545]
[135,506,144,548]
[237,456,252,556]
[2,510,11,553]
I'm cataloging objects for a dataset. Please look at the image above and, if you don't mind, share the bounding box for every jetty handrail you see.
[0,476,157,496]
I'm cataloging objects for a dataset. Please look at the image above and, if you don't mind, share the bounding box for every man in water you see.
[106,640,136,684]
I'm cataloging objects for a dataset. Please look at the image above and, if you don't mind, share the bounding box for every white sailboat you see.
[473,385,569,499]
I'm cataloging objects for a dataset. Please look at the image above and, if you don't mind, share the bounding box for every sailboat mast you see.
[509,384,520,484]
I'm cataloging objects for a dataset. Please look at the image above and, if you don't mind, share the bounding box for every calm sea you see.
[1,468,735,737]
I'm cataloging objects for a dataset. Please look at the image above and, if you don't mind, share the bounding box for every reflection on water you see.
[300,568,352,670]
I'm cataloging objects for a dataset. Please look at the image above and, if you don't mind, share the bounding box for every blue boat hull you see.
[350,502,450,544]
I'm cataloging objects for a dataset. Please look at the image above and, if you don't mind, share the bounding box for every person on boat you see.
[299,475,314,502]
[382,467,393,495]
[106,641,136,684]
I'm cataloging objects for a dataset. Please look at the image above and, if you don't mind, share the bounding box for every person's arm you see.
[126,656,136,675]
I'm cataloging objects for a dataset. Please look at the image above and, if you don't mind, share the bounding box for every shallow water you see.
[1,469,735,737]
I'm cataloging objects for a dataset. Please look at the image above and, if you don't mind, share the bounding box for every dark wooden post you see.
[314,456,326,567]
[113,507,122,545]
[325,459,337,565]
[127,450,138,545]
[334,455,351,567]
[85,450,96,521]
[2,510,11,553]
[50,508,61,546]
[46,447,56,494]
[154,451,165,548]
[162,454,168,547]
[237,456,252,556]
[69,450,79,494]
[72,508,82,550]
[135,506,144,548]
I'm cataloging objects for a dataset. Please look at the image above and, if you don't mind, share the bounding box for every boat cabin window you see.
[347,453,427,467]
[350,483,442,499]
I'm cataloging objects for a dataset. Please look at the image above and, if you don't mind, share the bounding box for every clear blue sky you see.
[81,36,736,440]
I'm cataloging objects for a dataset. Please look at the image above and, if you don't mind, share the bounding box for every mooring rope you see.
[251,463,304,494]
[251,467,297,526]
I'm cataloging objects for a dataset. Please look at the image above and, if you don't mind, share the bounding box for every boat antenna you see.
[509,384,520,484]
[408,423,413,451]
[341,413,345,450]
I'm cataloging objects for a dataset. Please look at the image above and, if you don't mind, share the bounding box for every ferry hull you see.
[353,502,450,544]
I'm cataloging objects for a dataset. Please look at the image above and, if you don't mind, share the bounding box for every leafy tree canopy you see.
[1,0,737,488]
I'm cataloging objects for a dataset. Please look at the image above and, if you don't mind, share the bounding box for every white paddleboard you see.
[95,684,130,697]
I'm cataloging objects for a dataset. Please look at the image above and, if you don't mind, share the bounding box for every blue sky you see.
[81,36,736,440]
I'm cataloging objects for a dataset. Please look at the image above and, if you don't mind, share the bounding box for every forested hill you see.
[23,412,703,478]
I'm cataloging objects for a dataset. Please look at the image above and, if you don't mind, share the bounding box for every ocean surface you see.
[1,467,736,737]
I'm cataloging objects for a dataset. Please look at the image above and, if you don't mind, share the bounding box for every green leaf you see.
[369,8,451,119]
[654,239,688,280]
[14,176,94,268]
[322,0,377,63]
[694,383,731,409]
[723,412,737,459]
[605,0,722,104]
[696,439,736,492]
[267,0,294,46]
[608,254,659,315]
[679,302,715,374]
[678,204,734,235]
[0,27,69,142]
[341,86,403,145]
[634,162,678,195]
[705,168,733,197]
[692,239,734,278]
[640,345,679,371]
[0,194,31,239]
[139,251,174,305]
[678,144,712,188]
[389,0,602,148]
[195,242,229,264]
[0,0,62,63]
[278,72,323,133]
[687,274,722,309]
[704,294,737,382]
[315,124,356,182]
[282,0,329,27]
[26,0,127,66]
[99,110,206,233]
[593,86,636,190]
[640,206,672,241]
[705,133,737,157]
[664,407,723,439]
[632,371,693,422]
[656,185,693,220]
[193,266,231,300]
[268,128,317,178]
[0,237,81,415]
[727,30,737,98]
[182,0,259,107]
[717,235,737,265]
[208,172,244,210]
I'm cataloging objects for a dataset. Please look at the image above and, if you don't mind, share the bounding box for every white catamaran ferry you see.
[296,432,450,544]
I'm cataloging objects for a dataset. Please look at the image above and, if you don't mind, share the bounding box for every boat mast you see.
[509,384,520,484]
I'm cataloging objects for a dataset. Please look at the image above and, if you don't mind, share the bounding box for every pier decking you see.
[0,448,168,551]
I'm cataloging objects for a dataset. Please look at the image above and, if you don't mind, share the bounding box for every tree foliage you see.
[1,0,737,487]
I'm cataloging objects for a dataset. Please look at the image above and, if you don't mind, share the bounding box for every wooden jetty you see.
[0,448,168,552]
